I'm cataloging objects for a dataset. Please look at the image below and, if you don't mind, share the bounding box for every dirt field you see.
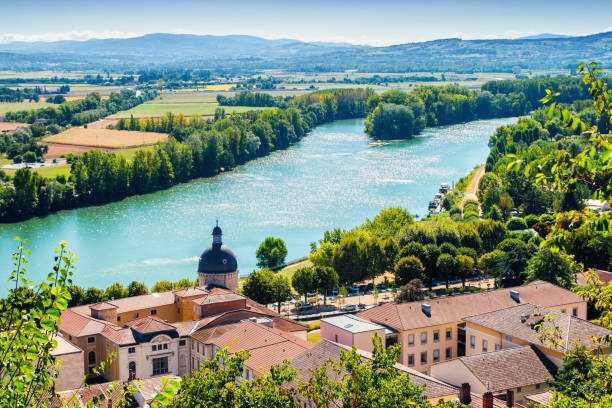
[0,122,28,131]
[42,142,117,159]
[43,127,168,148]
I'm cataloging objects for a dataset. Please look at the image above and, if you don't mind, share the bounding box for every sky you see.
[1,0,611,46]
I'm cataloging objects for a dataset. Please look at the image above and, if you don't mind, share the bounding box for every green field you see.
[3,164,71,178]
[0,101,53,114]
[111,99,275,118]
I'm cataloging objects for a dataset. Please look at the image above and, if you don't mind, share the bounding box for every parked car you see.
[343,304,357,312]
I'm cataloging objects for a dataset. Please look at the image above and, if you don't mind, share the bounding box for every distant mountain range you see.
[0,31,610,73]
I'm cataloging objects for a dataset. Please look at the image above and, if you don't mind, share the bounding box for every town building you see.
[320,314,387,352]
[57,224,306,386]
[357,281,587,373]
[461,303,610,366]
[288,339,459,404]
[430,345,557,404]
[51,335,85,392]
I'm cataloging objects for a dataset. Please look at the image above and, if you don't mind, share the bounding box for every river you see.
[0,117,516,292]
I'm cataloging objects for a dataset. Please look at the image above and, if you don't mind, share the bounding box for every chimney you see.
[510,290,520,303]
[459,383,471,404]
[483,392,494,408]
[506,389,514,407]
[421,303,431,317]
[520,313,527,323]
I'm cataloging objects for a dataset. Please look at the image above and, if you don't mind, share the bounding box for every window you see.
[433,330,439,342]
[446,328,452,340]
[88,351,96,365]
[445,347,452,360]
[151,309,157,315]
[572,307,578,317]
[495,344,501,351]
[407,354,415,366]
[504,335,512,342]
[179,340,186,346]
[163,344,168,350]
[420,332,427,345]
[433,349,440,362]
[135,313,139,318]
[536,383,541,390]
[335,334,338,342]
[482,339,488,352]
[152,357,169,375]
[561,309,567,314]
[128,347,136,354]
[470,335,475,349]
[87,337,95,344]
[69,336,72,341]
[128,361,136,375]
[117,316,121,322]
[152,345,157,352]
[517,387,522,393]
[420,352,427,365]
[197,343,200,353]
[407,334,414,346]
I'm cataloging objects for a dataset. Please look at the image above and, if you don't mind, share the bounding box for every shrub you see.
[445,287,454,296]
[506,217,528,230]
[469,286,477,293]
[12,155,22,164]
[533,222,551,238]
[525,214,540,228]
[529,235,544,246]
[539,213,555,223]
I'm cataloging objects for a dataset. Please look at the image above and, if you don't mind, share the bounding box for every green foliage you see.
[241,268,276,306]
[105,282,127,300]
[127,281,149,297]
[314,267,339,304]
[525,214,540,228]
[0,238,75,407]
[292,266,317,302]
[271,274,292,313]
[524,247,575,288]
[256,237,288,269]
[394,256,425,286]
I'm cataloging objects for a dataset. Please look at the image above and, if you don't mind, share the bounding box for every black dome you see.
[198,244,238,274]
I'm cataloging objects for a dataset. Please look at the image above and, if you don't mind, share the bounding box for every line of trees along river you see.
[0,78,592,223]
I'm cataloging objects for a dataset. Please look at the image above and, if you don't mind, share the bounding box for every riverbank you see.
[0,117,516,292]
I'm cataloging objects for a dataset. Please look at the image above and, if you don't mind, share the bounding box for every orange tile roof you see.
[524,390,554,406]
[467,394,508,408]
[70,291,176,315]
[59,309,106,337]
[124,315,177,334]
[192,292,245,305]
[173,286,209,298]
[576,269,612,286]
[211,321,311,373]
[89,302,118,311]
[358,281,583,331]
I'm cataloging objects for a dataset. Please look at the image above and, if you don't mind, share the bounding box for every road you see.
[459,164,485,210]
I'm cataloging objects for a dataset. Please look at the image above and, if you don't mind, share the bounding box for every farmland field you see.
[0,122,28,131]
[110,92,276,117]
[44,127,168,148]
[0,101,53,114]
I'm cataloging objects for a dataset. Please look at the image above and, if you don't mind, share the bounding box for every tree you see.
[524,247,574,288]
[477,219,507,252]
[308,241,336,269]
[338,286,348,308]
[394,256,425,286]
[68,285,86,307]
[395,279,425,303]
[241,269,275,306]
[332,237,365,284]
[314,267,339,305]
[455,254,474,287]
[105,282,127,299]
[478,250,505,276]
[436,253,456,288]
[127,281,149,297]
[271,274,292,314]
[292,266,317,303]
[361,236,386,283]
[256,237,288,269]
[422,244,440,290]
[174,278,196,289]
[85,286,106,304]
[152,280,174,293]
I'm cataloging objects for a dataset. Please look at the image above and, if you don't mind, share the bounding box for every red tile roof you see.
[124,315,177,334]
[524,390,554,406]
[192,292,245,305]
[59,309,106,337]
[358,281,583,331]
[211,321,311,374]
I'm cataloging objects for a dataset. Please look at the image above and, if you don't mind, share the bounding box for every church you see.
[197,222,239,291]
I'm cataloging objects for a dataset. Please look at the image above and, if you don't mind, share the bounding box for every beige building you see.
[320,314,388,352]
[430,345,557,404]
[462,303,610,366]
[51,335,85,392]
[358,280,587,373]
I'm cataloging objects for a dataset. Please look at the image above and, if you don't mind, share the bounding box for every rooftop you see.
[125,315,178,334]
[211,320,311,374]
[51,335,83,356]
[288,340,458,400]
[192,292,245,306]
[435,345,557,392]
[524,390,554,406]
[576,269,612,286]
[358,280,584,331]
[463,303,610,352]
[321,314,388,333]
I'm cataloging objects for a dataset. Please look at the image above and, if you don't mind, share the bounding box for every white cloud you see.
[0,30,141,44]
